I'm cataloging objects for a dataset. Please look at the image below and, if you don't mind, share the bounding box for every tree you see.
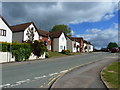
[107,42,118,50]
[31,40,47,57]
[50,25,72,36]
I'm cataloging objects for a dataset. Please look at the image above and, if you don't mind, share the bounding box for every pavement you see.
[51,56,118,89]
[1,52,118,89]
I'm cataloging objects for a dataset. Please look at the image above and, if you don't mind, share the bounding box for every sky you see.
[0,1,119,49]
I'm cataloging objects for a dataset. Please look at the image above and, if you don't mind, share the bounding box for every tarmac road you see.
[1,52,118,89]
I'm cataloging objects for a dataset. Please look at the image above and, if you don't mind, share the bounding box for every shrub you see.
[61,50,71,55]
[45,52,50,58]
[31,40,47,57]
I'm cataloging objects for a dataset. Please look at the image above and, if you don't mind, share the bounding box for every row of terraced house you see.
[0,16,93,63]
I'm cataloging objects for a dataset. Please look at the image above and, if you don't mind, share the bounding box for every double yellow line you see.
[47,59,102,87]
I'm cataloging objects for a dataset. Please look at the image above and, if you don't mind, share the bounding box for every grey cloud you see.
[2,2,117,31]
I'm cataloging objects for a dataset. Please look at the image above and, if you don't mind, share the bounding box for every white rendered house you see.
[0,16,12,43]
[50,31,67,52]
[11,22,39,43]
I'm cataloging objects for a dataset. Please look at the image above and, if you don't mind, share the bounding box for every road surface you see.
[1,52,118,88]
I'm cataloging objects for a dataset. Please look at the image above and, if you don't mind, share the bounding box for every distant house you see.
[66,36,80,52]
[83,40,93,52]
[38,30,51,51]
[11,22,39,43]
[0,16,12,43]
[49,31,67,52]
[72,37,84,52]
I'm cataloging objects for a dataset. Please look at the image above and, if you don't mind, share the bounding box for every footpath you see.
[50,56,118,89]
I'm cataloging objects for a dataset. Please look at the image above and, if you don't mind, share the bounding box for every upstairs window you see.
[62,37,64,41]
[40,36,42,39]
[0,29,6,36]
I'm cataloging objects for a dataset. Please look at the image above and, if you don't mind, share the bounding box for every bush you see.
[31,40,47,57]
[45,52,50,58]
[11,42,32,62]
[61,50,71,55]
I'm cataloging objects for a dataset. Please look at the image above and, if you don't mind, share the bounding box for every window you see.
[0,29,6,36]
[40,36,42,39]
[62,37,64,41]
[47,45,51,50]
[60,45,63,49]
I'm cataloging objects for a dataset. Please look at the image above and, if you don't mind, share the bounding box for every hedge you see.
[0,41,47,62]
[11,42,32,61]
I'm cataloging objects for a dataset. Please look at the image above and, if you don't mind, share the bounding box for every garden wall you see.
[0,52,15,63]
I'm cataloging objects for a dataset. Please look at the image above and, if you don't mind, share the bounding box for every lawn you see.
[48,51,67,58]
[47,51,82,58]
[102,62,120,88]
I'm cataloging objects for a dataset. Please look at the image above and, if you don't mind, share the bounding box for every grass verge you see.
[102,62,120,88]
[48,51,67,58]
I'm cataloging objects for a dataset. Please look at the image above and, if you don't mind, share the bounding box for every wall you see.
[24,24,39,42]
[76,41,80,52]
[29,53,45,60]
[59,33,67,52]
[53,38,59,52]
[12,32,23,43]
[0,18,12,43]
[89,45,93,52]
[0,52,45,63]
[67,37,72,52]
[72,41,76,52]
[0,52,15,63]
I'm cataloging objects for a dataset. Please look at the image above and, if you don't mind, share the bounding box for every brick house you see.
[38,30,51,51]
[71,37,84,52]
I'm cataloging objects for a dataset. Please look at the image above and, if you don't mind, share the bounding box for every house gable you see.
[24,23,39,42]
[0,17,12,43]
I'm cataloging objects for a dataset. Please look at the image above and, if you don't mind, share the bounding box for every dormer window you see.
[0,29,6,36]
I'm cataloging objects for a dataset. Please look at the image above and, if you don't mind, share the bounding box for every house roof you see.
[38,30,49,37]
[49,31,63,38]
[0,16,12,31]
[83,40,92,45]
[66,35,74,41]
[10,22,33,32]
[71,37,83,42]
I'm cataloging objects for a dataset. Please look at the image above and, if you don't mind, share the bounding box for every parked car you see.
[110,48,119,53]
[101,48,109,52]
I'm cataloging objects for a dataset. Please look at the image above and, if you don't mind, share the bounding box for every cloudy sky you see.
[1,0,119,49]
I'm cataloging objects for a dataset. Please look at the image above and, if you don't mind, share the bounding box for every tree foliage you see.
[50,24,72,36]
[107,42,118,50]
[31,40,47,57]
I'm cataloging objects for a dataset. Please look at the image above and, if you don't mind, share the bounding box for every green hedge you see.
[0,41,47,62]
[11,42,32,62]
[0,42,11,52]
